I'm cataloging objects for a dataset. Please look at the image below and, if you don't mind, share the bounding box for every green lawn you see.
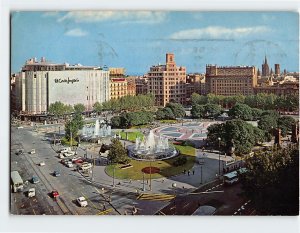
[119,131,144,142]
[105,145,196,180]
[159,119,178,124]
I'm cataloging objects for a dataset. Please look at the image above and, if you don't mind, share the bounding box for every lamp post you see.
[142,172,145,191]
[200,165,203,184]
[113,166,115,187]
[218,137,221,176]
[149,160,152,191]
[172,183,177,214]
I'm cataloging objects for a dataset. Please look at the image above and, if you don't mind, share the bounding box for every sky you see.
[11,11,299,75]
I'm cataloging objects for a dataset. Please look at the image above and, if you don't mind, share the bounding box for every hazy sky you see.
[11,11,299,75]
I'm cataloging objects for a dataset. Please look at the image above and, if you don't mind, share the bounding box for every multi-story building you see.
[185,73,206,103]
[127,76,136,96]
[205,65,257,96]
[147,53,186,106]
[254,80,299,96]
[135,76,148,95]
[110,78,128,100]
[15,57,110,115]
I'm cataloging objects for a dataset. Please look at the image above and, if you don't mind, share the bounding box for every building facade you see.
[254,81,299,96]
[15,58,110,115]
[147,53,186,106]
[185,73,206,103]
[205,65,257,96]
[262,56,270,77]
[127,76,136,96]
[110,78,128,99]
[135,76,148,95]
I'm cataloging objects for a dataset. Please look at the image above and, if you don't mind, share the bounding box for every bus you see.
[11,171,24,192]
[223,168,247,185]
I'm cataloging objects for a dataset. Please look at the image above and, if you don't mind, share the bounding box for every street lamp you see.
[172,183,177,214]
[200,165,203,184]
[142,172,145,191]
[113,166,115,187]
[218,137,221,176]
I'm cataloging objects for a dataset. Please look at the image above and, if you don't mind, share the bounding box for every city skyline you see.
[11,11,299,74]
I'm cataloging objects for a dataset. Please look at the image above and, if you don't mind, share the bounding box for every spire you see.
[264,55,268,64]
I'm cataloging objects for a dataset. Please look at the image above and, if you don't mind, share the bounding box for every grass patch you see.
[119,131,144,142]
[130,124,151,129]
[105,145,196,180]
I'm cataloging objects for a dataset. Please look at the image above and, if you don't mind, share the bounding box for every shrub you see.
[173,156,188,166]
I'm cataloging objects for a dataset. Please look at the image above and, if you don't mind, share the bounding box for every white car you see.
[80,162,92,170]
[30,149,36,154]
[39,161,45,166]
[28,188,35,197]
[58,153,65,159]
[71,156,82,162]
[64,151,75,157]
[77,196,88,207]
[60,147,71,153]
[66,161,74,168]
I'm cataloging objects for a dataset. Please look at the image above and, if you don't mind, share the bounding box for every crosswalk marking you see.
[137,193,175,201]
[97,208,113,215]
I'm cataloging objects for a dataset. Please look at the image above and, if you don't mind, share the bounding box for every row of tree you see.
[156,103,186,120]
[110,111,154,128]
[191,93,299,111]
[93,94,155,113]
[207,112,296,154]
[48,102,86,118]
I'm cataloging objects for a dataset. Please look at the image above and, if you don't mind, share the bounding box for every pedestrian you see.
[103,204,106,211]
[183,169,186,174]
[161,179,165,183]
[192,170,195,175]
[187,170,190,176]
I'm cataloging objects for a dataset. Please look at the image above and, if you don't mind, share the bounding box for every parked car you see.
[15,149,24,155]
[53,171,61,177]
[51,190,59,198]
[76,196,88,207]
[39,161,45,166]
[31,176,39,184]
[74,159,83,164]
[64,151,76,157]
[30,149,36,154]
[28,188,35,198]
[71,156,82,162]
[59,147,71,153]
[58,153,65,159]
[80,162,92,170]
[66,161,74,168]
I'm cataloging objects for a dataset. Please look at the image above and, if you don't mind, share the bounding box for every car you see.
[31,176,39,184]
[58,153,65,159]
[74,159,83,164]
[66,161,74,168]
[71,156,82,162]
[76,196,88,207]
[30,149,36,154]
[51,190,59,198]
[61,158,70,164]
[39,161,45,166]
[64,151,75,157]
[53,171,61,177]
[15,149,24,155]
[59,147,71,153]
[28,188,36,198]
[80,162,92,170]
[17,126,24,129]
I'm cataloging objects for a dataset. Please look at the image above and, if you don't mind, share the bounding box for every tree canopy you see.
[73,103,85,114]
[228,103,253,121]
[107,138,129,164]
[240,145,299,215]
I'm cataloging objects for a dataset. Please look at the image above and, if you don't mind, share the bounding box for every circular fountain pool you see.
[127,130,178,161]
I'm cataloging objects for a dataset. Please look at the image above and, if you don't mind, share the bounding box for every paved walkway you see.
[70,143,233,195]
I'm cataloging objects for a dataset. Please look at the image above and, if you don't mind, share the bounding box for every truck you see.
[11,171,24,192]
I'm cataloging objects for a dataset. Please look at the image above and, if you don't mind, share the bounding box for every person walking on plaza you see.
[187,170,190,176]
[192,170,195,175]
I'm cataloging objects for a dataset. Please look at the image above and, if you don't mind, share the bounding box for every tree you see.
[48,101,65,118]
[93,102,103,115]
[204,103,222,118]
[110,116,121,128]
[165,103,185,118]
[107,138,130,164]
[277,116,296,137]
[191,104,205,119]
[228,103,253,121]
[207,119,264,154]
[191,93,207,105]
[240,145,299,215]
[251,108,263,120]
[258,113,278,132]
[64,112,84,142]
[156,107,175,120]
[74,103,85,114]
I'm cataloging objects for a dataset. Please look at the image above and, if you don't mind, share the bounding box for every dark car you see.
[31,176,39,184]
[53,171,61,177]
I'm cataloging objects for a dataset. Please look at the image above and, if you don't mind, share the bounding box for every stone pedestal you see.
[274,128,282,146]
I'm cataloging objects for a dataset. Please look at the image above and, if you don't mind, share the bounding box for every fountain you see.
[80,119,112,140]
[127,130,178,161]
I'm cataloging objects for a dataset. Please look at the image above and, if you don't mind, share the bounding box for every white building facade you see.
[15,58,110,115]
